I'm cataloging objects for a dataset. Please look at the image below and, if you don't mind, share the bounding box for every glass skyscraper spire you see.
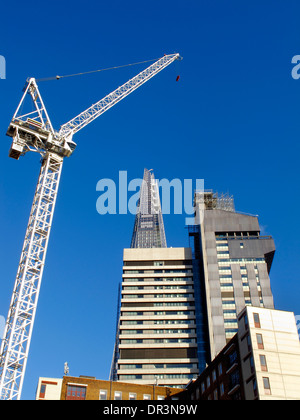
[130,169,167,248]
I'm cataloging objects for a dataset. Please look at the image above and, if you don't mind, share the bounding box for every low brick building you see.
[36,375,181,400]
[168,333,243,400]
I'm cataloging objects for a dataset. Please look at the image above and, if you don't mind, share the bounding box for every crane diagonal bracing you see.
[0,53,181,400]
[59,53,181,137]
[0,154,62,400]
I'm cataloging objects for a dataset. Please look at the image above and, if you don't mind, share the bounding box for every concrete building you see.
[36,375,180,400]
[35,378,63,400]
[239,306,300,400]
[191,190,276,360]
[169,307,300,400]
[116,247,199,387]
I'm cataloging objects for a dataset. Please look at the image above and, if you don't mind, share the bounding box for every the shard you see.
[130,168,167,248]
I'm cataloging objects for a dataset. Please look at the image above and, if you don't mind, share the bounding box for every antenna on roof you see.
[64,362,69,376]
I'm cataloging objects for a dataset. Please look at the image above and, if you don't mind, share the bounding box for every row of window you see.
[121,310,195,316]
[219,275,260,284]
[218,258,265,266]
[99,390,164,401]
[123,277,193,283]
[119,374,196,381]
[119,363,198,370]
[121,329,196,335]
[122,293,194,299]
[123,285,194,290]
[121,338,196,344]
[124,269,193,274]
[216,232,261,239]
[122,319,195,326]
[123,303,195,309]
[124,260,192,267]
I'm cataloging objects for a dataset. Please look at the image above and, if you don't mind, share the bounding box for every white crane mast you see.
[0,53,181,400]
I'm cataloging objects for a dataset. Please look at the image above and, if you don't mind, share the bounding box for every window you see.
[247,334,252,352]
[260,355,268,371]
[218,363,223,376]
[263,377,271,395]
[129,393,137,400]
[100,390,107,400]
[220,383,224,397]
[244,314,249,330]
[143,394,151,400]
[250,356,255,374]
[256,333,264,349]
[206,375,211,388]
[157,395,165,400]
[114,391,122,400]
[66,385,87,400]
[39,384,46,399]
[253,379,258,398]
[229,350,238,366]
[212,369,217,382]
[201,382,205,393]
[230,371,240,389]
[253,313,261,328]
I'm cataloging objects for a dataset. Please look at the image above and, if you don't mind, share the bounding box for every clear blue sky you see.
[0,0,300,400]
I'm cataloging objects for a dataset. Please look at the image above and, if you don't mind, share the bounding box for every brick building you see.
[36,375,181,400]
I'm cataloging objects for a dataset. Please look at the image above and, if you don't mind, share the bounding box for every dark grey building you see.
[189,191,275,360]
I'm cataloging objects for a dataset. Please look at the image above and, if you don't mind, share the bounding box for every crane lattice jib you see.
[59,53,180,137]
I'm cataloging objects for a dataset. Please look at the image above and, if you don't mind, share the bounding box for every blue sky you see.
[1,0,300,400]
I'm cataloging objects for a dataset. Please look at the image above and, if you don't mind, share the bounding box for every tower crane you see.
[0,53,181,400]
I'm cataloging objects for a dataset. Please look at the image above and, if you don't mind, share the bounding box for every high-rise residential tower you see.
[189,190,276,359]
[117,247,199,388]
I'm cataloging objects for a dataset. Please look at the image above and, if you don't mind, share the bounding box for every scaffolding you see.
[194,190,235,213]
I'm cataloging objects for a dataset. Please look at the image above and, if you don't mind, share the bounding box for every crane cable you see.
[35,57,162,82]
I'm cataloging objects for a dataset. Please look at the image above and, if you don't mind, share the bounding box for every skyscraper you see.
[112,169,199,387]
[189,190,276,359]
[131,169,167,249]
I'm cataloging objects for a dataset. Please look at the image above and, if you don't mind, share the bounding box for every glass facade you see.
[130,169,167,248]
